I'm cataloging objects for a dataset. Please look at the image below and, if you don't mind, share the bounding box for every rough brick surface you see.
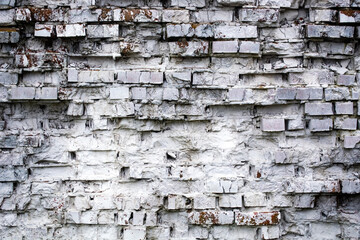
[0,1,359,240]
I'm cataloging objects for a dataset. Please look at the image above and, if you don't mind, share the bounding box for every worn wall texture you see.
[0,0,360,239]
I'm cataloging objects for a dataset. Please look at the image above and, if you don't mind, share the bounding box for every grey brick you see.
[163,88,179,101]
[228,88,245,101]
[56,24,86,37]
[337,75,356,86]
[166,24,194,38]
[35,87,58,100]
[193,10,233,22]
[305,103,333,116]
[217,0,255,6]
[163,10,190,23]
[324,88,350,101]
[307,25,354,39]
[0,72,17,85]
[309,119,333,132]
[87,24,119,38]
[9,87,35,100]
[261,118,285,132]
[239,41,260,54]
[213,40,238,53]
[110,87,130,99]
[342,180,360,194]
[214,24,257,39]
[335,102,353,115]
[277,88,296,100]
[339,10,360,23]
[344,136,360,148]
[334,118,357,130]
[131,87,147,100]
[239,8,279,23]
[34,23,54,37]
[309,9,337,22]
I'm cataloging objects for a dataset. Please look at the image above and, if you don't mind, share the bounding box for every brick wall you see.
[0,0,360,239]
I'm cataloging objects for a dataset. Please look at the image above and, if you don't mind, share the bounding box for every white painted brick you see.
[131,87,147,100]
[335,102,353,115]
[305,103,333,116]
[193,195,216,209]
[56,24,86,37]
[243,192,266,207]
[123,227,146,240]
[163,88,179,101]
[9,87,35,100]
[214,24,257,39]
[163,10,189,23]
[87,24,118,38]
[219,194,243,208]
[34,23,54,37]
[213,40,238,53]
[309,119,333,132]
[239,41,260,54]
[261,118,285,132]
[228,88,245,101]
[109,87,130,99]
[78,70,114,83]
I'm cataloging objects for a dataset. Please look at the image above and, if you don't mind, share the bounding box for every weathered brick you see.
[344,136,360,148]
[78,70,114,83]
[188,211,234,225]
[0,72,18,85]
[114,9,160,22]
[194,195,216,209]
[0,9,14,25]
[335,102,353,115]
[163,10,189,23]
[213,40,238,53]
[244,192,266,207]
[277,88,296,100]
[87,24,118,38]
[169,40,209,56]
[307,25,354,39]
[342,180,360,194]
[324,88,350,101]
[56,24,86,37]
[309,119,333,132]
[334,118,357,130]
[337,75,356,86]
[219,194,243,208]
[239,8,279,23]
[261,118,285,132]
[339,10,360,23]
[239,41,260,54]
[163,88,179,101]
[166,24,194,38]
[305,103,333,116]
[217,0,255,6]
[34,23,54,37]
[235,211,280,226]
[123,227,146,240]
[214,24,257,39]
[35,87,58,100]
[228,88,245,101]
[309,9,337,22]
[9,87,35,100]
[294,195,315,208]
[0,29,19,43]
[131,87,147,100]
[109,87,130,99]
[261,27,301,40]
[193,10,233,22]
[170,0,206,8]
